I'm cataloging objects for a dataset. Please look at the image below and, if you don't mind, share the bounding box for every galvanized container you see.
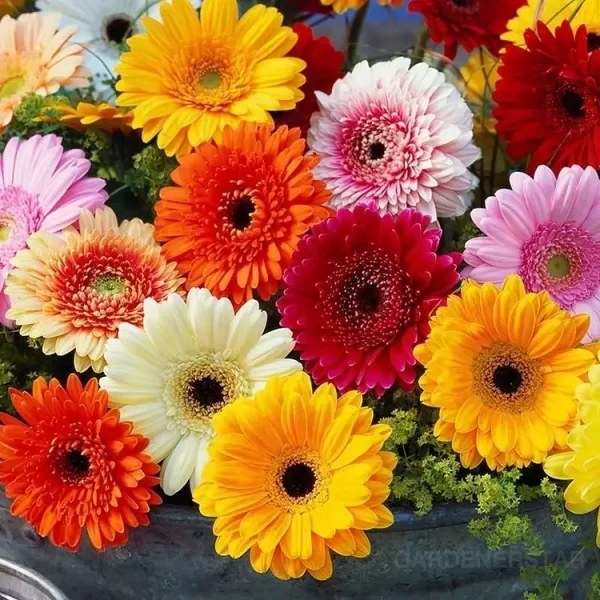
[0,494,595,599]
[0,557,68,600]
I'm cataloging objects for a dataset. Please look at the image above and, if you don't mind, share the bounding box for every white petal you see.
[160,435,201,496]
[188,287,216,352]
[226,300,267,360]
[243,329,295,368]
[118,402,168,438]
[146,428,181,463]
[189,437,211,493]
[212,296,235,353]
[247,358,302,381]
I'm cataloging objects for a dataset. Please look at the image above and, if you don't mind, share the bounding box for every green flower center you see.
[0,219,13,243]
[546,254,570,279]
[200,70,222,90]
[0,77,25,100]
[93,275,127,295]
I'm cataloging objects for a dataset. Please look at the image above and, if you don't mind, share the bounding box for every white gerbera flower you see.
[308,57,481,220]
[36,0,201,95]
[100,289,301,496]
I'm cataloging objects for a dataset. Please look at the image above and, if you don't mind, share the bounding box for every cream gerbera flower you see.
[0,13,89,132]
[115,0,306,156]
[100,290,302,496]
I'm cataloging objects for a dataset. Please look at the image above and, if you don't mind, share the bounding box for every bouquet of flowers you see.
[0,0,599,592]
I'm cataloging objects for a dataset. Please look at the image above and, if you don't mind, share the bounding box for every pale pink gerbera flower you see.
[0,135,107,326]
[308,57,480,220]
[464,165,600,340]
[0,13,89,132]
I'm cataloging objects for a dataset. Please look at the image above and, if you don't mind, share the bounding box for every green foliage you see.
[587,571,600,600]
[125,145,177,207]
[520,564,569,600]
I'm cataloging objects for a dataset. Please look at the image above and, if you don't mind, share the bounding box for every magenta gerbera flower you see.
[464,165,600,340]
[0,135,107,325]
[277,204,462,396]
[308,57,480,220]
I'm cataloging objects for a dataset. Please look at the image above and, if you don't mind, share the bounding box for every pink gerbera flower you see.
[464,165,600,340]
[277,204,462,396]
[0,135,107,325]
[308,57,480,220]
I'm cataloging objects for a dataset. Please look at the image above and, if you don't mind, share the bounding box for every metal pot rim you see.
[0,556,69,600]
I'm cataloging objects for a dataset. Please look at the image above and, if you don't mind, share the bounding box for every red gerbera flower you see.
[295,0,334,14]
[0,375,161,552]
[494,21,600,175]
[275,23,344,137]
[277,204,461,397]
[408,0,526,60]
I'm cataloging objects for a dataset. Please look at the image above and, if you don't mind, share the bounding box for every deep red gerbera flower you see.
[494,21,600,175]
[277,205,461,397]
[408,0,526,60]
[274,23,344,137]
[0,375,161,552]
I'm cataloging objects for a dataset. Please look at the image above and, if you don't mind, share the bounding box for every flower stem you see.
[346,2,370,68]
[412,26,430,62]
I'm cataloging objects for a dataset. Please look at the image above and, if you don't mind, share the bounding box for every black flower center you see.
[369,142,386,161]
[492,365,523,395]
[281,463,316,498]
[357,283,380,311]
[105,16,133,44]
[588,33,600,53]
[230,196,256,231]
[561,89,585,119]
[188,376,224,408]
[66,450,90,478]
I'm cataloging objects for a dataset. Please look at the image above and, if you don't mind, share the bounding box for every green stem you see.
[412,26,430,62]
[346,2,370,68]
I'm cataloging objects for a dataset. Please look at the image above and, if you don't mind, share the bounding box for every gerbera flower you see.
[408,0,525,60]
[464,165,600,341]
[5,207,183,373]
[37,0,202,95]
[155,123,331,307]
[274,23,344,138]
[503,0,600,49]
[544,359,600,545]
[0,135,107,327]
[50,102,134,134]
[100,290,301,496]
[115,0,306,157]
[308,58,480,220]
[295,0,334,15]
[493,21,600,175]
[414,275,595,471]
[319,0,403,14]
[277,205,461,397]
[0,0,24,17]
[0,13,89,132]
[194,371,397,581]
[0,374,161,552]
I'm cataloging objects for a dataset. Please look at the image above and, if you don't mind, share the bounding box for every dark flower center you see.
[105,16,133,44]
[561,89,585,119]
[188,376,225,408]
[65,450,90,479]
[369,142,386,161]
[588,33,600,53]
[492,365,523,395]
[357,283,380,311]
[281,463,316,499]
[229,196,256,232]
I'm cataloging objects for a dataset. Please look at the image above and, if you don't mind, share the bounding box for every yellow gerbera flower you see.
[414,275,595,471]
[544,357,600,545]
[52,102,134,134]
[194,372,397,581]
[321,0,403,14]
[503,0,600,48]
[115,0,306,157]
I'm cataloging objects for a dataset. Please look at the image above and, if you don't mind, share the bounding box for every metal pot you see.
[0,494,595,600]
[0,557,67,600]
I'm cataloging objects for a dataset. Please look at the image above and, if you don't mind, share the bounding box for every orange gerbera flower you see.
[52,102,134,134]
[155,123,332,307]
[0,375,162,552]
